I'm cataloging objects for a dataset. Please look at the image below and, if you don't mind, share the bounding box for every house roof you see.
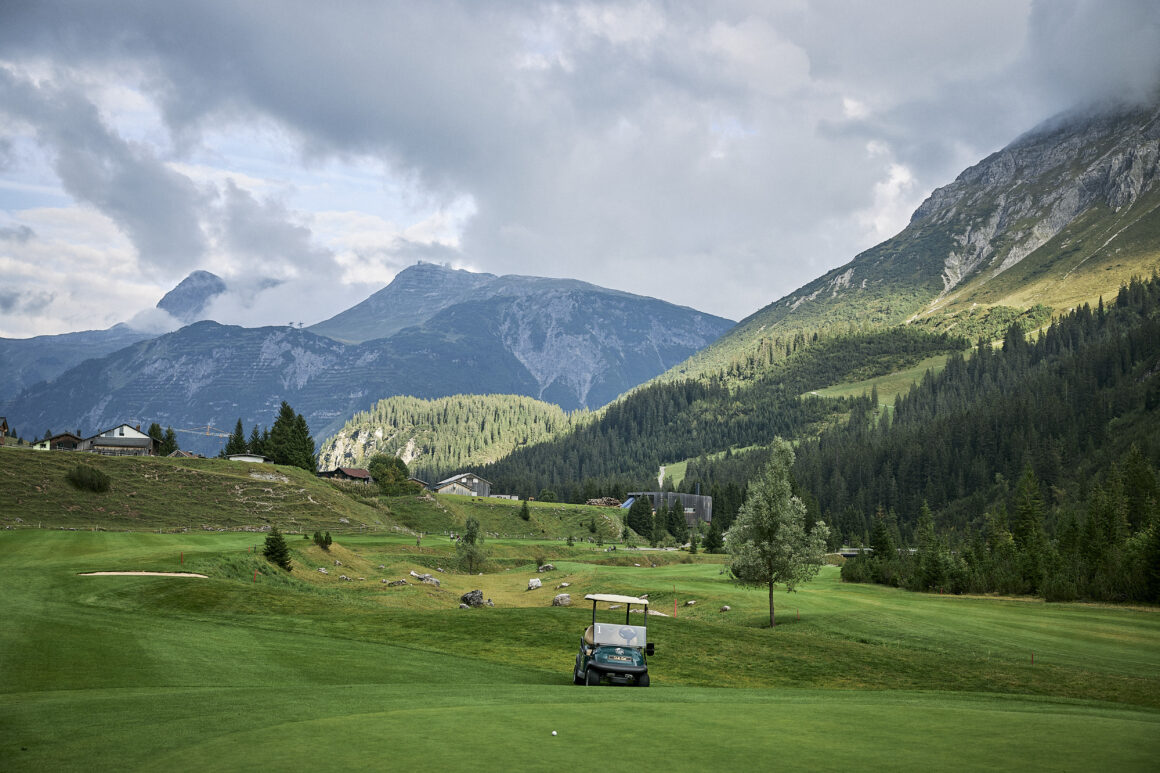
[435,472,491,487]
[336,467,371,479]
[50,432,82,442]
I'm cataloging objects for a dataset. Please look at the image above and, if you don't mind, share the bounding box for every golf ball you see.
[551,731,557,736]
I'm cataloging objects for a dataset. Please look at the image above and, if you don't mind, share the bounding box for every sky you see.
[1,0,1159,338]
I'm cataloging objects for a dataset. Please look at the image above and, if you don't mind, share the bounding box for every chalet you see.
[624,491,713,526]
[34,432,83,452]
[434,472,491,497]
[167,449,201,458]
[80,424,158,457]
[319,467,373,483]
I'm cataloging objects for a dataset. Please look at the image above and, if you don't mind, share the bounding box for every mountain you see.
[156,270,227,323]
[0,325,156,405]
[675,101,1160,380]
[308,262,494,343]
[0,270,231,404]
[2,267,734,455]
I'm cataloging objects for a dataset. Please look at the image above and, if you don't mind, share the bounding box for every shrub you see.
[66,464,111,493]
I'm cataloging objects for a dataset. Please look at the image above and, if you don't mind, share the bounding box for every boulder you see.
[684,600,696,607]
[459,603,470,609]
[388,580,408,587]
[421,576,440,586]
[556,582,571,589]
[552,593,571,607]
[460,589,485,608]
[317,567,329,575]
[485,599,495,607]
[537,564,556,572]
[720,605,731,612]
[527,578,542,590]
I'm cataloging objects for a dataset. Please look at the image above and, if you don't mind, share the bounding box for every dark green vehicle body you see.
[573,594,653,686]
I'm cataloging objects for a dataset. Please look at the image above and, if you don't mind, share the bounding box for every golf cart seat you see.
[583,625,595,646]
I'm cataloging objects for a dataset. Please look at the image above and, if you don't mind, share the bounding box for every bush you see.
[66,464,111,493]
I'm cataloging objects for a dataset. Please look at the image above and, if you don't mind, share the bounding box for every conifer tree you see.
[225,419,247,456]
[266,402,316,472]
[160,427,179,456]
[248,425,264,456]
[263,526,292,571]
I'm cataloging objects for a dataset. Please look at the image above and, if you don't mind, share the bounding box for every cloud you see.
[0,65,209,274]
[0,224,34,242]
[0,0,1157,334]
[0,286,54,314]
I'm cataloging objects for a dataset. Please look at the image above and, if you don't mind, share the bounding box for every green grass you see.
[0,447,627,540]
[806,354,951,409]
[2,531,1158,771]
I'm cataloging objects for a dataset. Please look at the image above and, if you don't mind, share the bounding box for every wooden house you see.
[434,472,491,497]
[34,432,83,451]
[319,467,372,483]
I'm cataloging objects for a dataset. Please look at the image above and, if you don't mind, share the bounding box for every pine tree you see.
[160,427,179,456]
[266,402,316,472]
[248,425,263,456]
[520,500,531,521]
[263,526,292,571]
[225,419,247,456]
[703,519,724,553]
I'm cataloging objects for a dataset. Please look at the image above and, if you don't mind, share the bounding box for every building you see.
[0,416,8,446]
[319,467,372,483]
[34,432,83,452]
[227,453,270,464]
[434,472,491,497]
[167,449,201,458]
[624,491,713,526]
[80,424,158,457]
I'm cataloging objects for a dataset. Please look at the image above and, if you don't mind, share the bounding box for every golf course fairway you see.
[2,531,1157,771]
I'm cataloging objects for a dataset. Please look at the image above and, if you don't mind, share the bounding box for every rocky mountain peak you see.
[156,270,227,324]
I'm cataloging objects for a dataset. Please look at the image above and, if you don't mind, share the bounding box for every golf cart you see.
[573,593,655,687]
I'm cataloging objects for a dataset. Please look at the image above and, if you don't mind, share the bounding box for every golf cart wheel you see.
[573,669,584,685]
[636,672,650,687]
[585,668,600,686]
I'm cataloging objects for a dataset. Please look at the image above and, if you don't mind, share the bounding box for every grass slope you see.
[2,531,1157,771]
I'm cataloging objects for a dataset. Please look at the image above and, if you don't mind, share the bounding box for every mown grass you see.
[2,531,1157,771]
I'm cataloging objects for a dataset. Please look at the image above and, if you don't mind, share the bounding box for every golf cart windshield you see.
[592,622,647,647]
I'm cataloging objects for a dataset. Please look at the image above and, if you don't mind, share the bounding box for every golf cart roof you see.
[584,593,649,607]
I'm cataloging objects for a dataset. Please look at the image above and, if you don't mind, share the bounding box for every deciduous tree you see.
[725,440,830,627]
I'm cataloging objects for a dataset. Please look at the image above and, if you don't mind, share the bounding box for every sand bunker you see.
[79,571,208,578]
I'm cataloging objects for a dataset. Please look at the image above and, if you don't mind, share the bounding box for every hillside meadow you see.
[2,523,1158,771]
